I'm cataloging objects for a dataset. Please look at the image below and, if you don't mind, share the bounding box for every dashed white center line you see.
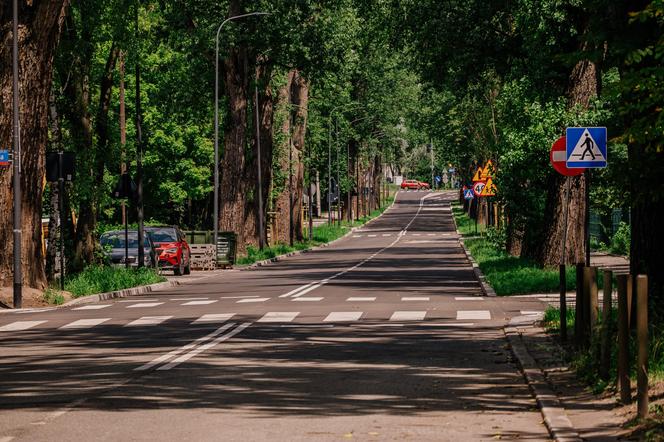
[60,318,111,329]
[456,310,491,320]
[292,297,324,302]
[324,312,363,322]
[126,316,172,327]
[0,320,47,332]
[72,304,112,311]
[220,296,259,299]
[368,234,377,237]
[170,297,209,301]
[258,312,300,323]
[127,302,164,308]
[390,311,427,321]
[237,297,269,303]
[401,297,429,301]
[182,300,218,306]
[192,313,236,324]
[347,297,376,302]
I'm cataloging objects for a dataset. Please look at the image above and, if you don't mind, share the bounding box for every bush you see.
[485,226,507,251]
[609,221,630,256]
[65,266,166,298]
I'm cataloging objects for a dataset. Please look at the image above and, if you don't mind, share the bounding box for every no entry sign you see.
[550,136,584,176]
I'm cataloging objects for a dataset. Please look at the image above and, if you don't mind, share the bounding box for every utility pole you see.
[135,0,145,268]
[120,51,129,269]
[255,85,265,250]
[12,0,22,308]
[430,139,434,190]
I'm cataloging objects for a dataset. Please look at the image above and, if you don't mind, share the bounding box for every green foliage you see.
[610,222,631,256]
[65,266,166,298]
[43,288,66,306]
[485,227,507,251]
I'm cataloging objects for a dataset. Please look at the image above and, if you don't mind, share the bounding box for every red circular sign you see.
[473,181,486,197]
[550,136,584,176]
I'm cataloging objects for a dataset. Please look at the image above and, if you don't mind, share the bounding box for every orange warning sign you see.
[480,177,497,197]
[472,167,483,182]
[481,160,495,179]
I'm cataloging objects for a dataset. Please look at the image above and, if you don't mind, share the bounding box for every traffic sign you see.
[566,127,607,168]
[442,172,449,184]
[448,167,456,174]
[481,160,495,179]
[472,167,483,182]
[463,189,474,200]
[0,150,8,167]
[550,136,584,176]
[480,177,497,197]
[435,175,441,184]
[472,181,486,197]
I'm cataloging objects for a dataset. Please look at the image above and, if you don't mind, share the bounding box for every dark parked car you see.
[145,226,191,275]
[100,230,157,268]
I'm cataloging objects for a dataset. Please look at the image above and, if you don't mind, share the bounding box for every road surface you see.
[0,190,550,441]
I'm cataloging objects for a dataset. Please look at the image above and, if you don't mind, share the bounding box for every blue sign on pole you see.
[435,175,441,184]
[566,127,607,168]
[448,167,456,174]
[463,189,474,200]
[0,150,9,166]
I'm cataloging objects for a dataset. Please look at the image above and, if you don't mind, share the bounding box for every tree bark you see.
[289,70,309,241]
[0,0,68,289]
[273,70,295,244]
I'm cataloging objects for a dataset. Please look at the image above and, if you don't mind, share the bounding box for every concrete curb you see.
[505,317,581,442]
[240,195,398,270]
[450,203,497,297]
[62,280,182,307]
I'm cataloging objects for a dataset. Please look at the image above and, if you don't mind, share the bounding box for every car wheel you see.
[174,259,184,276]
[184,257,191,275]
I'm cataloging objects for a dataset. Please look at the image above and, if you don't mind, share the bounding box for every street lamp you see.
[214,11,269,258]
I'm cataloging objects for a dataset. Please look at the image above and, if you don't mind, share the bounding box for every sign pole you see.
[584,169,591,267]
[559,176,571,341]
[58,152,66,291]
[12,0,22,308]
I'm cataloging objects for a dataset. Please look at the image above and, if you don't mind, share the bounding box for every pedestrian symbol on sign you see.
[566,127,607,168]
[463,189,474,200]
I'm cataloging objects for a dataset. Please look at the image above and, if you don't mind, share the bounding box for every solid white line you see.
[324,312,363,322]
[279,282,315,298]
[125,316,172,327]
[127,302,164,308]
[60,318,110,329]
[158,322,251,371]
[347,297,376,302]
[401,297,429,301]
[0,321,47,332]
[237,297,269,303]
[135,323,235,371]
[290,283,323,298]
[390,311,427,321]
[258,312,300,323]
[193,313,236,324]
[72,305,112,311]
[181,300,218,306]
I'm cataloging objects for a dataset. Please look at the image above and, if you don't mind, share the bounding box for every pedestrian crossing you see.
[0,309,499,332]
[351,232,454,238]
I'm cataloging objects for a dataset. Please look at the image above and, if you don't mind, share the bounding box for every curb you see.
[61,280,181,307]
[505,316,581,442]
[240,195,398,270]
[450,203,496,297]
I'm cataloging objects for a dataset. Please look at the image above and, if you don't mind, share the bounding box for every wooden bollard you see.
[617,274,632,404]
[586,266,599,337]
[600,270,613,381]
[559,264,567,342]
[637,275,649,419]
[575,263,585,345]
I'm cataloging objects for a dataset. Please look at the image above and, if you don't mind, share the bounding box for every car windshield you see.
[100,232,149,249]
[146,227,177,243]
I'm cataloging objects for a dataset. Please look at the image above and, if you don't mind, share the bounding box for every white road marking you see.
[258,312,300,323]
[347,297,376,302]
[368,234,377,237]
[126,316,172,327]
[220,296,259,299]
[237,297,269,303]
[421,323,475,327]
[390,311,426,321]
[0,436,16,442]
[136,323,235,371]
[0,321,47,332]
[280,324,335,328]
[193,313,236,324]
[413,233,422,236]
[290,283,323,298]
[117,299,164,303]
[127,302,164,308]
[181,300,218,306]
[279,282,316,298]
[521,311,543,316]
[357,324,404,328]
[382,233,391,237]
[72,304,112,311]
[456,310,491,320]
[324,312,362,322]
[292,297,324,302]
[158,322,251,371]
[170,297,209,301]
[401,297,429,301]
[60,318,110,329]
[455,297,485,301]
[352,235,362,238]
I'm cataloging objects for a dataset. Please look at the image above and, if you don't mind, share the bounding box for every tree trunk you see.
[527,57,598,266]
[290,70,309,241]
[0,1,68,290]
[273,70,295,244]
[46,88,62,283]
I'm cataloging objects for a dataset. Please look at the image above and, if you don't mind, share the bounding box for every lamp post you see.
[214,12,269,258]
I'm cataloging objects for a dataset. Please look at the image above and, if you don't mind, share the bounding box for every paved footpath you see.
[0,191,551,441]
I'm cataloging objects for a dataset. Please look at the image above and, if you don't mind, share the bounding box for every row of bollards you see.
[570,265,649,418]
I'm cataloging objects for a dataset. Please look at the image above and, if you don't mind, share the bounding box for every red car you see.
[400,179,422,190]
[145,226,191,275]
[419,181,430,190]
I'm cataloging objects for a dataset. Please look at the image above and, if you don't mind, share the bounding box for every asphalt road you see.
[0,190,550,441]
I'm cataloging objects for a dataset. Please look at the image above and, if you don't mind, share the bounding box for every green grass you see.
[236,195,395,266]
[453,203,575,295]
[43,288,65,305]
[64,266,166,298]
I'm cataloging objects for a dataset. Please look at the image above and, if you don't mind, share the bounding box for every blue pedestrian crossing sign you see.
[566,127,607,168]
[0,150,9,167]
[463,189,474,200]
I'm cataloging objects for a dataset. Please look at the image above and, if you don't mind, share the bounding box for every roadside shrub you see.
[485,226,507,251]
[609,222,630,256]
[65,265,166,298]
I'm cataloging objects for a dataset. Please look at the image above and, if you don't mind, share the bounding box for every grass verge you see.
[63,266,166,298]
[237,195,395,265]
[452,202,576,295]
